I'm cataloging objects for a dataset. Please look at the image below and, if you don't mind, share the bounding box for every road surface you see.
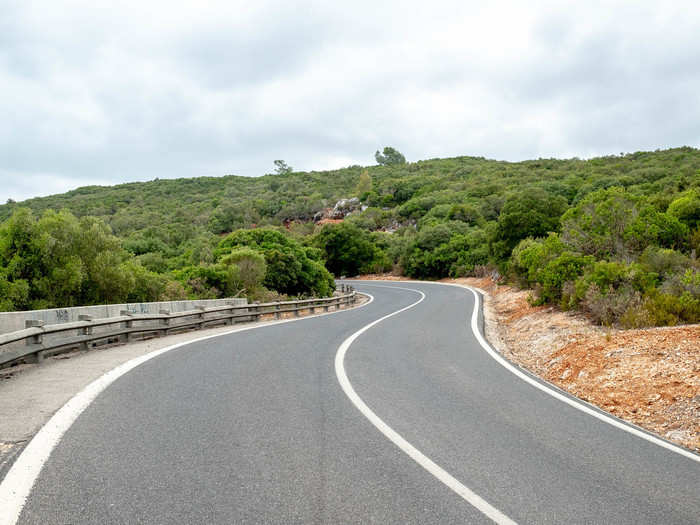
[4,281,699,524]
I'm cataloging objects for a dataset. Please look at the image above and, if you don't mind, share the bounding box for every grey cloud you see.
[1,1,700,202]
[177,17,330,89]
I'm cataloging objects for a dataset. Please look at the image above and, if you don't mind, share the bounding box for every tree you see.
[403,228,489,279]
[312,222,385,277]
[355,170,372,197]
[0,207,180,309]
[273,160,293,175]
[491,189,567,261]
[375,147,406,166]
[217,228,334,296]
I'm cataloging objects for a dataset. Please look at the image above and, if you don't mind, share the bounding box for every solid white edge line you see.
[463,285,700,464]
[0,295,373,525]
[334,286,517,525]
[345,279,700,464]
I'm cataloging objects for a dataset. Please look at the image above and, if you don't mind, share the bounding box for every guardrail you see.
[0,286,358,370]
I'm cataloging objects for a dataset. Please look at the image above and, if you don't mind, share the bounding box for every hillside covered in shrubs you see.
[1,147,699,326]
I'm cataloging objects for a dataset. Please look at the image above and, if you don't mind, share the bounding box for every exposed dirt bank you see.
[350,274,700,453]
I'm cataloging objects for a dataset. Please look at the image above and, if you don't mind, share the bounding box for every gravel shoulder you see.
[352,274,700,454]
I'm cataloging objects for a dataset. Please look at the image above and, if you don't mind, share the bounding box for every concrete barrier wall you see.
[0,298,248,334]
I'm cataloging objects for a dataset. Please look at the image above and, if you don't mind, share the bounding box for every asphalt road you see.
[11,281,700,524]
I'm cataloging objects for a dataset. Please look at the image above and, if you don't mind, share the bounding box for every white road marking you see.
[347,279,700,464]
[334,286,517,525]
[461,285,700,464]
[0,296,372,525]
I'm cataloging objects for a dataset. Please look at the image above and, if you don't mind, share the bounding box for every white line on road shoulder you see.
[461,285,700,464]
[0,296,372,525]
[334,285,517,525]
[348,279,700,464]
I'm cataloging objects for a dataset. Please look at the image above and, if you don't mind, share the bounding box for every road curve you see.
[5,281,700,524]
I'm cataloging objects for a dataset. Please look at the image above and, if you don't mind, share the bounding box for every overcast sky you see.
[2,1,699,202]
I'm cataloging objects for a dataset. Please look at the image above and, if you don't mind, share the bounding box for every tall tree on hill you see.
[273,160,293,174]
[375,147,406,166]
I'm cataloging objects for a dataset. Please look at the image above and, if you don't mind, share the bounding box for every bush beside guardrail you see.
[0,287,357,370]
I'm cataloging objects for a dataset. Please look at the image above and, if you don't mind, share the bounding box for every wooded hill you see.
[1,147,699,327]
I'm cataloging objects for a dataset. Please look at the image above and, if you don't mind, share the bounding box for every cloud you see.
[1,0,700,201]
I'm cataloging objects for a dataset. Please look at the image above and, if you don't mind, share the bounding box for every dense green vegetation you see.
[1,147,699,326]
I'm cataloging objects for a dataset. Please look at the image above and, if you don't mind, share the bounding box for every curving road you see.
[4,281,700,524]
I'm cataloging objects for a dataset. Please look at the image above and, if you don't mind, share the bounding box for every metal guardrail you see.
[0,286,357,369]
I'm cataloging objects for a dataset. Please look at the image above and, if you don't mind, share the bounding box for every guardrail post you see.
[159,309,170,334]
[253,304,261,322]
[78,315,93,335]
[324,300,329,312]
[196,305,206,330]
[25,320,44,345]
[245,303,257,322]
[226,307,235,325]
[274,304,281,319]
[78,314,93,350]
[24,320,45,363]
[119,311,133,342]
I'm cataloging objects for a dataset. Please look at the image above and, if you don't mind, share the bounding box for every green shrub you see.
[640,290,700,326]
[448,203,482,225]
[136,252,169,274]
[402,225,487,279]
[511,234,567,286]
[123,261,170,303]
[218,228,334,297]
[491,188,567,260]
[561,187,638,259]
[0,271,29,311]
[173,264,239,299]
[639,246,691,278]
[312,222,386,277]
[581,283,642,326]
[624,205,687,252]
[536,252,593,304]
[667,190,700,230]
[220,247,267,293]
